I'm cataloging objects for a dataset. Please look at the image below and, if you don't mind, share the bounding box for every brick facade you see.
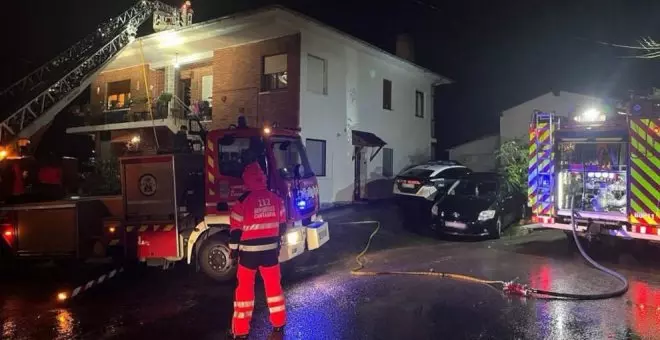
[211,34,301,130]
[179,61,213,103]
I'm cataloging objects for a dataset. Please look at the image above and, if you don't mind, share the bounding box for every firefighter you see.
[229,161,287,339]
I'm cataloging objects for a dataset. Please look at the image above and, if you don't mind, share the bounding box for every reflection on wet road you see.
[2,205,660,339]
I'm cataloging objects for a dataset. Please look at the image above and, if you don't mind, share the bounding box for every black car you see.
[430,172,525,238]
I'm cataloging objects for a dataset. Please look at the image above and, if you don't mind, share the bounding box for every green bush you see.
[495,139,528,195]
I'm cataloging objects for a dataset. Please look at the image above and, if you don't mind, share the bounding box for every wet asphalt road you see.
[2,203,660,340]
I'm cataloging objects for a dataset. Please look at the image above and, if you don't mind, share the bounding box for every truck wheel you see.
[198,234,236,282]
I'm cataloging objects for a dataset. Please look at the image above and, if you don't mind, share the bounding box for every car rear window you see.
[399,168,434,178]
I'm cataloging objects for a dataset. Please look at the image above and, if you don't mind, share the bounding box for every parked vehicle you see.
[430,172,525,238]
[393,160,471,228]
[528,96,659,244]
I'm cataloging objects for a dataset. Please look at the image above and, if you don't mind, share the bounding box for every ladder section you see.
[528,110,556,216]
[0,1,185,147]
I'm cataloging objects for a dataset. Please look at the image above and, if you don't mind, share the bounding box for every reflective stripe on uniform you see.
[243,222,279,231]
[267,294,285,304]
[269,305,286,313]
[231,212,243,222]
[239,243,279,252]
[233,311,253,318]
[229,243,238,250]
[234,300,254,308]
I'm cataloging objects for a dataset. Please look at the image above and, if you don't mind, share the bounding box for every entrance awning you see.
[352,130,386,147]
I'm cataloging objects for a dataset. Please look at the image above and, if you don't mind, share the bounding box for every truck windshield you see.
[218,136,267,178]
[270,136,314,179]
[451,179,498,198]
[556,142,627,213]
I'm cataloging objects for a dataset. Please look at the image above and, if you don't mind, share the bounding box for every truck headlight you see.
[431,204,439,216]
[478,210,496,221]
[286,230,301,245]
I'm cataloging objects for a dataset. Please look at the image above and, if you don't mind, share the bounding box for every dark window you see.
[218,136,266,178]
[415,91,424,118]
[437,167,469,179]
[262,54,288,91]
[271,136,314,179]
[383,79,392,110]
[306,139,326,176]
[382,148,394,177]
[400,168,433,178]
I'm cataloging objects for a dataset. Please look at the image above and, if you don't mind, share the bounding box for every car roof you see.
[405,164,467,177]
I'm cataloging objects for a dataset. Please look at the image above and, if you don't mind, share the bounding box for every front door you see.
[353,147,368,201]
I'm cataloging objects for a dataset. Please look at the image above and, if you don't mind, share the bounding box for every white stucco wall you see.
[500,91,605,142]
[298,26,442,204]
[448,135,499,172]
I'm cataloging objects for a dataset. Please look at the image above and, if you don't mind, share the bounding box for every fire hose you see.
[349,196,629,300]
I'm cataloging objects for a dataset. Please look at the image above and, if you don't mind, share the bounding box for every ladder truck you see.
[528,95,660,244]
[0,1,330,284]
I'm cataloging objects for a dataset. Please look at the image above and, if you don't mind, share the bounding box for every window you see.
[382,148,394,177]
[270,137,314,179]
[201,75,213,106]
[415,90,424,118]
[262,54,288,91]
[307,55,327,95]
[437,167,470,180]
[306,139,326,176]
[217,136,266,178]
[106,80,131,110]
[383,79,392,110]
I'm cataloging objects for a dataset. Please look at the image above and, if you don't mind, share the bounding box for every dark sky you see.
[5,0,660,150]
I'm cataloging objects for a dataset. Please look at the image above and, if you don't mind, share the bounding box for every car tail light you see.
[630,224,659,235]
[1,223,15,247]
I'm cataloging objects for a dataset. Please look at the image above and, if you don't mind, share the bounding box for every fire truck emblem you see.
[139,174,157,196]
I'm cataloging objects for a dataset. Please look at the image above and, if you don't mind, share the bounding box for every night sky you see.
[4,0,660,152]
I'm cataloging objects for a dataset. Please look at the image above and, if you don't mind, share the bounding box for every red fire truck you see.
[528,95,660,243]
[1,118,330,281]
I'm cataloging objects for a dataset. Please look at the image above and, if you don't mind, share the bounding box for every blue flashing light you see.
[296,200,307,209]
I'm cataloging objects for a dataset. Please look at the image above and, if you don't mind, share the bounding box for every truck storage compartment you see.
[1,199,109,258]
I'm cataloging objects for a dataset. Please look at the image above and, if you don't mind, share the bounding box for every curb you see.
[59,267,125,302]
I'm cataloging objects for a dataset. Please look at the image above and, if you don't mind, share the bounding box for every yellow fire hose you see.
[348,221,506,286]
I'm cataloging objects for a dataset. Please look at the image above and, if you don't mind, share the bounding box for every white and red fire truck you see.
[0,1,329,281]
[528,95,660,243]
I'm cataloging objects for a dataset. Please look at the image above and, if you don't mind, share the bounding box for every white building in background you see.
[447,134,499,172]
[294,12,450,204]
[500,91,606,141]
[447,91,607,171]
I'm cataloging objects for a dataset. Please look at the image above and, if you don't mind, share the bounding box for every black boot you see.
[227,330,248,340]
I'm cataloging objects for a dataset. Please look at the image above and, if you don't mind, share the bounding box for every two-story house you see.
[66,6,450,205]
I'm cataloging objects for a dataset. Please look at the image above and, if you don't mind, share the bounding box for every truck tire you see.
[198,234,236,282]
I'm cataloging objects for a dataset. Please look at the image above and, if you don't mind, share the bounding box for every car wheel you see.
[198,234,236,282]
[491,217,503,239]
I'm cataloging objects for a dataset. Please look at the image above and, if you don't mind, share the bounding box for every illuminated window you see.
[262,54,288,91]
[106,80,131,110]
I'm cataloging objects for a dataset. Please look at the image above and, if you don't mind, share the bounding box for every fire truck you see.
[528,94,660,243]
[0,1,330,281]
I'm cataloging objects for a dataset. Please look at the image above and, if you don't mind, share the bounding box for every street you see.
[2,203,660,340]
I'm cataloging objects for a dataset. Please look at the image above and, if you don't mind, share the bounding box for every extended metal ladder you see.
[0,0,189,147]
[528,110,558,217]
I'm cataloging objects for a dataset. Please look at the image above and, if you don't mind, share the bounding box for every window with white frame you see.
[262,54,288,91]
[307,55,327,95]
[382,148,394,177]
[415,90,424,118]
[201,75,213,106]
[306,139,326,176]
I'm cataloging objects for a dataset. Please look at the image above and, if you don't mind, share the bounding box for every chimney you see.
[395,34,415,62]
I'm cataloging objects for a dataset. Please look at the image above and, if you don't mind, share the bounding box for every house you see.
[65,5,450,205]
[447,91,609,171]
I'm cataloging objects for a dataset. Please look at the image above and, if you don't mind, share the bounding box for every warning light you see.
[3,230,12,237]
[108,226,116,233]
[0,149,7,161]
[263,127,271,135]
[57,292,68,301]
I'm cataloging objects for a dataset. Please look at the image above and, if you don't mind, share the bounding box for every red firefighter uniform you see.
[229,162,287,338]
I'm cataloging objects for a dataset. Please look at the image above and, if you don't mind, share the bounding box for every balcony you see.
[67,95,212,135]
